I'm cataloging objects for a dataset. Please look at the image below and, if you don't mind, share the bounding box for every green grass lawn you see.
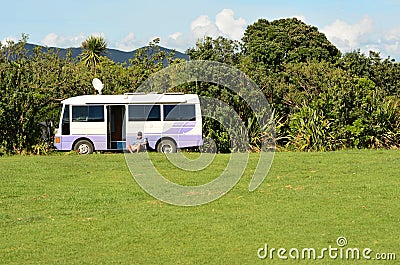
[0,150,399,264]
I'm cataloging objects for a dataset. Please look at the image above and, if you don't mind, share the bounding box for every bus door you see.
[107,105,126,150]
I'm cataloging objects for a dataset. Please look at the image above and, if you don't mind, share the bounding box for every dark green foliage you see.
[187,36,240,65]
[270,60,400,150]
[242,18,341,70]
[1,16,400,153]
[0,36,177,154]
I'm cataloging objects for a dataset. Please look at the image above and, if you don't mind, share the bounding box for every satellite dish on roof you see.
[92,78,104,95]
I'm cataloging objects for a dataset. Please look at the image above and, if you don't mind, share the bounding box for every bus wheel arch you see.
[73,138,95,155]
[156,138,177,153]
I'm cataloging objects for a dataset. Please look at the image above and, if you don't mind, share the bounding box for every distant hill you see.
[24,43,189,64]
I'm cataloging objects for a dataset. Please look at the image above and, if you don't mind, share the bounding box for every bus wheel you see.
[74,140,94,155]
[157,139,177,153]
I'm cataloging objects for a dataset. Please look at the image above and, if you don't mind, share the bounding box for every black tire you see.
[73,139,94,155]
[157,139,177,153]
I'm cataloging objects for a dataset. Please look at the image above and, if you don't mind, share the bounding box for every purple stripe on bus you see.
[127,134,202,149]
[176,134,203,148]
[57,134,202,151]
[57,135,107,151]
[171,121,197,126]
[162,122,196,134]
[162,127,194,134]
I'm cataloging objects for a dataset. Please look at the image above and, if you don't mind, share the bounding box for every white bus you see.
[54,93,203,154]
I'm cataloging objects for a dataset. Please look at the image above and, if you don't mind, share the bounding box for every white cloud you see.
[169,32,183,40]
[41,32,106,48]
[160,32,193,52]
[190,9,247,41]
[190,15,221,39]
[113,9,247,53]
[35,10,400,61]
[321,17,375,52]
[384,42,400,58]
[322,17,400,60]
[385,27,400,41]
[116,32,139,51]
[1,36,18,45]
[155,9,247,52]
[382,27,400,59]
[215,9,247,40]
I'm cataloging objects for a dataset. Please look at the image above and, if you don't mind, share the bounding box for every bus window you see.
[128,105,161,121]
[62,105,70,135]
[163,104,196,121]
[72,106,104,122]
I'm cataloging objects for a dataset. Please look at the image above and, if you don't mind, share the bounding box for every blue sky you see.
[1,0,400,59]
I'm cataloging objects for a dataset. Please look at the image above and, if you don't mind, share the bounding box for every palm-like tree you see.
[80,36,107,75]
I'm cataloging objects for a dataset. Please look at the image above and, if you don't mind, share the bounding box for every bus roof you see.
[61,93,200,105]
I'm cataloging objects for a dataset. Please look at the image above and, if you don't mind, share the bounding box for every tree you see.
[80,35,107,76]
[239,18,342,130]
[240,18,341,93]
[0,35,96,154]
[186,36,240,65]
[242,18,341,69]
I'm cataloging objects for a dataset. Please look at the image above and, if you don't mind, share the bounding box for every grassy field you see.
[0,150,399,264]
